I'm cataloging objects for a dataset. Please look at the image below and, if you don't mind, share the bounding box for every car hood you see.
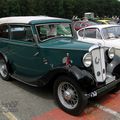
[38,37,93,51]
[106,39,120,49]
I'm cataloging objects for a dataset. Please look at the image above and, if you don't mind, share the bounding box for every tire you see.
[54,76,88,116]
[0,57,10,81]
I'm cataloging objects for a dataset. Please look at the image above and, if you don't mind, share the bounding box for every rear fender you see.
[0,52,8,62]
[0,52,12,73]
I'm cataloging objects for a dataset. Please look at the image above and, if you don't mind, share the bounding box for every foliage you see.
[0,0,120,19]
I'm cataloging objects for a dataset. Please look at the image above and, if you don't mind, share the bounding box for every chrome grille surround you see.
[89,45,106,82]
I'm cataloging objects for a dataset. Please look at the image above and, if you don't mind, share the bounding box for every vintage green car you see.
[0,16,120,115]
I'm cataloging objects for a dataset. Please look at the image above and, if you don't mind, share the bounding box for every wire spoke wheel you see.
[54,76,88,115]
[58,81,78,109]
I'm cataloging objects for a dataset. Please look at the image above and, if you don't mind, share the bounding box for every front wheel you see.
[54,76,88,116]
[0,57,10,81]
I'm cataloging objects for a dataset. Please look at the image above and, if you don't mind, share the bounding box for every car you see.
[0,16,120,116]
[77,24,120,55]
[73,20,98,31]
[97,19,117,24]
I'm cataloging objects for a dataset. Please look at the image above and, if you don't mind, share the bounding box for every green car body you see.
[0,16,92,83]
[0,16,120,115]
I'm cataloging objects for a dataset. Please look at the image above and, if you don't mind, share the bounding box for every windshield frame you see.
[35,23,73,42]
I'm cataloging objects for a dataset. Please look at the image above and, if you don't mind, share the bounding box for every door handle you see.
[33,52,39,56]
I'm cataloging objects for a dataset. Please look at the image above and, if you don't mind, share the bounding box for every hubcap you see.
[64,89,74,101]
[58,81,79,109]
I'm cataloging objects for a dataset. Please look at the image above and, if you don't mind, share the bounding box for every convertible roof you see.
[0,16,71,25]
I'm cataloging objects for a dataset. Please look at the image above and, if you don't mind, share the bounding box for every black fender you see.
[67,66,94,81]
[39,65,95,90]
[107,55,120,78]
[0,52,8,62]
[0,52,12,73]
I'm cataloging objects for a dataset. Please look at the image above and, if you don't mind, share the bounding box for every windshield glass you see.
[36,23,72,41]
[102,26,120,39]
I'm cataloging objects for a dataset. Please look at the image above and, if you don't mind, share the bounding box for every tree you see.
[0,0,120,18]
[0,0,9,17]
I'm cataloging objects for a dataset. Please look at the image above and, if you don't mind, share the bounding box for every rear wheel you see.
[0,57,10,81]
[54,76,88,115]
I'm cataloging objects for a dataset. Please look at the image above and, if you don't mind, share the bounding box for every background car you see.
[97,19,117,24]
[73,20,98,31]
[77,24,120,55]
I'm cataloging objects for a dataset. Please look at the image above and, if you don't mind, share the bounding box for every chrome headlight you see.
[83,53,92,67]
[108,47,115,59]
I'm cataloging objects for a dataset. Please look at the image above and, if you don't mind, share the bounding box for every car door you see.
[78,28,105,46]
[6,25,50,78]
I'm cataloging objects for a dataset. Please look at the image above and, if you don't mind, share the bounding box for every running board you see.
[10,73,41,87]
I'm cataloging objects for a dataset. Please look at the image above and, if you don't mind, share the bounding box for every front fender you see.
[68,66,94,81]
[40,65,95,89]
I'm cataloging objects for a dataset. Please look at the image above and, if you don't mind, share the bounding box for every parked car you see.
[77,24,120,55]
[0,16,120,116]
[73,20,98,31]
[97,19,117,24]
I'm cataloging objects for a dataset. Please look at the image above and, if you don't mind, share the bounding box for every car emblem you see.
[95,57,100,64]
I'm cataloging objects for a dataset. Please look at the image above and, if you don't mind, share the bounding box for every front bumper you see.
[86,78,120,98]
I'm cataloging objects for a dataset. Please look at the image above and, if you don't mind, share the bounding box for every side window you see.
[0,24,9,39]
[84,28,96,38]
[10,25,33,42]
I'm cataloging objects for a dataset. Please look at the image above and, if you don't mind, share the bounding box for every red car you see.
[74,20,98,31]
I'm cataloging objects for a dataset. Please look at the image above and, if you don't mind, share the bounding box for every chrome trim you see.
[89,44,101,52]
[83,52,92,67]
[91,47,106,82]
[108,47,115,59]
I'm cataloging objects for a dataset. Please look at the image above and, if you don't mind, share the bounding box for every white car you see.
[77,24,120,50]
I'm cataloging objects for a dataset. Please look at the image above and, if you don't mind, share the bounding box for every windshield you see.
[102,26,120,39]
[36,23,72,41]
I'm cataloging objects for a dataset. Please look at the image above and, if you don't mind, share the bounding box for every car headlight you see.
[108,47,115,59]
[83,53,92,67]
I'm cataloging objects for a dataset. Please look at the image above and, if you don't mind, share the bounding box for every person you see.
[83,17,88,22]
[47,24,57,36]
[72,15,80,21]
